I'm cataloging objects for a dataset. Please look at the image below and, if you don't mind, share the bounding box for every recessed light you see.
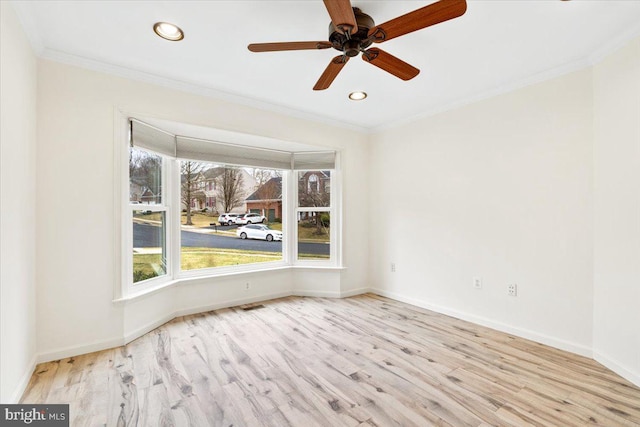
[153,22,184,41]
[349,91,367,101]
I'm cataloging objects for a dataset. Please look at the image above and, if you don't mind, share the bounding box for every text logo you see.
[1,405,69,426]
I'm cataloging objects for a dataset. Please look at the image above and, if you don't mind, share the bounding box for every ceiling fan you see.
[248,0,467,91]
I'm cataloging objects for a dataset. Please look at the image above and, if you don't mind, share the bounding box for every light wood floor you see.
[21,294,640,426]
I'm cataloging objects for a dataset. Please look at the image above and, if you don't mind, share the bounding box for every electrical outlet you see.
[391,263,396,273]
[508,283,517,296]
[473,277,482,289]
[245,282,250,291]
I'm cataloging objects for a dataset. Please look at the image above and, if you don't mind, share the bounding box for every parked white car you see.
[217,213,241,225]
[235,213,267,225]
[237,224,282,241]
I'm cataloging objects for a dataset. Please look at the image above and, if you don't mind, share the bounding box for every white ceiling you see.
[12,0,640,131]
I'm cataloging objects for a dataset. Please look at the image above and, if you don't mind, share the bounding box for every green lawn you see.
[297,222,329,242]
[180,211,219,227]
[298,253,330,260]
[132,253,164,282]
[133,211,163,221]
[133,247,284,281]
[181,247,282,270]
[133,244,328,282]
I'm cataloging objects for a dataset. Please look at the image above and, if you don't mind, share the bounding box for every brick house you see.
[245,176,282,221]
[245,171,330,221]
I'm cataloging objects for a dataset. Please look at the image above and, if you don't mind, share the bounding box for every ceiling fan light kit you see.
[247,0,467,90]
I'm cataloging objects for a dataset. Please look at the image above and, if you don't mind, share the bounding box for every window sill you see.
[291,265,346,271]
[113,264,346,304]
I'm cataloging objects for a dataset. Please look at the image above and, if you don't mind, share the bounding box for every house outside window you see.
[245,176,283,222]
[307,173,319,192]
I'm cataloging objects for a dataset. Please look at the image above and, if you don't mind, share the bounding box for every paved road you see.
[133,223,329,255]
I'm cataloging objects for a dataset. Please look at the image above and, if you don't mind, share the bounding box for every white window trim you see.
[291,158,341,267]
[115,110,342,300]
[125,148,174,295]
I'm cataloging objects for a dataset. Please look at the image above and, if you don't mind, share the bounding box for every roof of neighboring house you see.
[179,166,217,184]
[201,167,225,180]
[246,176,282,202]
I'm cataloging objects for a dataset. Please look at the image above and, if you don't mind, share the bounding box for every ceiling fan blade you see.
[313,55,349,91]
[362,48,419,81]
[323,0,358,35]
[248,41,333,52]
[368,0,467,43]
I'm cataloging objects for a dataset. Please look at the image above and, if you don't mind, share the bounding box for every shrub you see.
[273,217,282,223]
[319,213,330,227]
[133,270,158,283]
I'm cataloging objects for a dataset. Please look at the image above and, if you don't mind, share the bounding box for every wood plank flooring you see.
[21,294,640,426]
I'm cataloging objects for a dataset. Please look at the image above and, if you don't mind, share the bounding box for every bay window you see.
[121,118,340,296]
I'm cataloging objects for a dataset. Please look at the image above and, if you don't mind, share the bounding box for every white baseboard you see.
[371,288,592,358]
[594,351,640,388]
[10,354,37,403]
[129,289,371,347]
[125,291,293,344]
[37,336,125,364]
[174,291,293,318]
[339,287,372,298]
[38,292,296,363]
[294,289,342,298]
[293,287,372,298]
[123,313,176,345]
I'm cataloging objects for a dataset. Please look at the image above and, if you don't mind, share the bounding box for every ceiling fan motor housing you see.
[328,8,375,57]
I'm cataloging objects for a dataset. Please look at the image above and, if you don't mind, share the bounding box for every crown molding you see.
[375,29,640,134]
[37,47,369,134]
[371,56,592,133]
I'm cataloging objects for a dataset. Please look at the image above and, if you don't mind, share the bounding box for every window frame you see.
[126,151,175,294]
[175,163,289,279]
[116,112,342,299]
[292,168,339,265]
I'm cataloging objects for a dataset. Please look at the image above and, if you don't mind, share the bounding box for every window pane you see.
[129,147,162,204]
[297,211,330,260]
[180,162,283,270]
[132,210,166,283]
[298,171,330,207]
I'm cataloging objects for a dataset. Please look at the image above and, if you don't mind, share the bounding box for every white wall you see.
[369,68,595,356]
[593,38,640,385]
[35,59,370,361]
[0,2,38,402]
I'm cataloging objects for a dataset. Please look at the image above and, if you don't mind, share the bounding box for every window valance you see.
[130,119,335,170]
